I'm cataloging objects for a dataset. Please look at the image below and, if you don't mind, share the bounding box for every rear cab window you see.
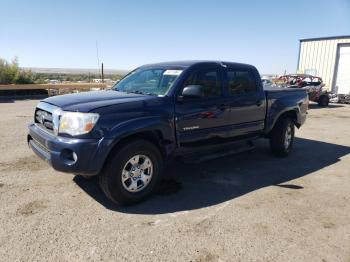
[226,68,258,96]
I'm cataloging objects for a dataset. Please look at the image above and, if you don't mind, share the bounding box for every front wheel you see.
[99,139,163,205]
[269,117,295,157]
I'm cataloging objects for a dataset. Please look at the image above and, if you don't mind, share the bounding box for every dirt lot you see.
[0,99,349,262]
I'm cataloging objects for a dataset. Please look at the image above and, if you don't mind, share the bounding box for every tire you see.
[99,139,163,205]
[318,95,329,107]
[269,117,295,157]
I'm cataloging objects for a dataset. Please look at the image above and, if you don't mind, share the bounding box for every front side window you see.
[114,68,183,96]
[183,68,221,97]
[227,69,257,95]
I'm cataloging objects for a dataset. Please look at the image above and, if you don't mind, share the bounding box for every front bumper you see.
[27,123,112,176]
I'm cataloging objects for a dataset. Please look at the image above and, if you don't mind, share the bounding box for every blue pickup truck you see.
[28,61,308,205]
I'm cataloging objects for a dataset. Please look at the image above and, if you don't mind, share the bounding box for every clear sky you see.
[1,0,349,74]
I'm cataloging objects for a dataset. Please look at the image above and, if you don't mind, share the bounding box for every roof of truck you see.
[140,60,255,69]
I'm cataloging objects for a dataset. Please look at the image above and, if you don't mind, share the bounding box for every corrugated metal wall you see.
[298,37,350,91]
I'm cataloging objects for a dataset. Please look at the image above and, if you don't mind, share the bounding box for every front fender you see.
[102,116,176,156]
[107,116,174,140]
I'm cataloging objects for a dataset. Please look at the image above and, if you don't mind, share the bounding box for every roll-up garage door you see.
[334,45,350,94]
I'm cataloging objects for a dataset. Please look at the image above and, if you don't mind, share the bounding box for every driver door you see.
[175,65,230,147]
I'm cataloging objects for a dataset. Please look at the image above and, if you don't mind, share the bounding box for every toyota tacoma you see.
[28,61,308,205]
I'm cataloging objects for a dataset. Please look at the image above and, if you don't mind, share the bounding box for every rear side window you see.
[183,68,221,97]
[226,69,257,95]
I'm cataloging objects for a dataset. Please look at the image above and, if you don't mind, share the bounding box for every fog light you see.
[60,149,78,165]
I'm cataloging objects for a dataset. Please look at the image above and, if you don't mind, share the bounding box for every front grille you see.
[34,102,60,135]
[35,108,54,133]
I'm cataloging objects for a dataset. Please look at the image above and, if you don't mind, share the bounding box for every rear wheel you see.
[318,95,329,107]
[269,117,295,157]
[99,139,163,205]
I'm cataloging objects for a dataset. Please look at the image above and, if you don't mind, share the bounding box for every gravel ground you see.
[0,99,350,262]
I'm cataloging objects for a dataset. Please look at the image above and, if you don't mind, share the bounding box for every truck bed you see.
[264,87,308,134]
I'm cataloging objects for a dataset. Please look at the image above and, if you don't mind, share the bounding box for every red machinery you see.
[277,74,330,107]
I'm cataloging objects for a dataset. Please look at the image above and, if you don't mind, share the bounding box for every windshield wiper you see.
[117,90,158,96]
[126,90,145,95]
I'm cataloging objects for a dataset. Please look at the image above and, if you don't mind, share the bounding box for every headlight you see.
[58,112,99,136]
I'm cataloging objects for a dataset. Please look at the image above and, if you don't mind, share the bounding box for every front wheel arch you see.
[99,139,164,205]
[102,131,167,171]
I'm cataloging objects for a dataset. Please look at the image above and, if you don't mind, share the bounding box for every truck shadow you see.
[74,137,350,214]
[308,103,344,109]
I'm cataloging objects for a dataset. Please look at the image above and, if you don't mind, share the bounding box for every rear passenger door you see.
[224,66,266,136]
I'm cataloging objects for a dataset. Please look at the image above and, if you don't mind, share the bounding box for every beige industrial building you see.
[297,35,350,94]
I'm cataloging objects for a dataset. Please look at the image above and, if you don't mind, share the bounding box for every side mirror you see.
[180,85,204,100]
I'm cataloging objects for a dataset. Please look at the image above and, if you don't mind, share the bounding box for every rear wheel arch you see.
[269,110,299,136]
[269,116,295,157]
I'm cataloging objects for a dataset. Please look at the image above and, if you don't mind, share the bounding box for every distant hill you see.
[22,67,129,75]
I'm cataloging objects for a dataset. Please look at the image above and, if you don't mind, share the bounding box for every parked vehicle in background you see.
[262,78,273,88]
[276,74,330,107]
[28,61,308,205]
[336,94,350,104]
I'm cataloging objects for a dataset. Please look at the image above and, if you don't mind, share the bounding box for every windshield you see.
[113,68,183,96]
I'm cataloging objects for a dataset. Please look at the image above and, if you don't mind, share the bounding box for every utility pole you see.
[101,63,104,83]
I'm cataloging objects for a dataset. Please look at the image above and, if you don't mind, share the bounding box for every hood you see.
[43,90,151,112]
